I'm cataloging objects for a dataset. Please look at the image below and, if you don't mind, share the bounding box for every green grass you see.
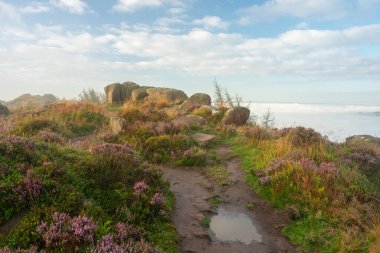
[200,217,211,228]
[204,165,233,187]
[226,136,343,252]
[208,196,224,208]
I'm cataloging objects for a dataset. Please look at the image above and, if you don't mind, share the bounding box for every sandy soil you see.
[162,145,299,253]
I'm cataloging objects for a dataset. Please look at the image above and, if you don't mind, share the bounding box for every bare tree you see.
[234,94,243,107]
[214,78,225,109]
[224,88,234,108]
[261,108,275,128]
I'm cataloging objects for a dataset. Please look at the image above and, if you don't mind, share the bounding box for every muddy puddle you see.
[209,208,263,245]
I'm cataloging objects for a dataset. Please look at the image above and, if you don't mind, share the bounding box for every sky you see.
[0,0,380,104]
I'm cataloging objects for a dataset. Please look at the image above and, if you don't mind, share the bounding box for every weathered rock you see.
[110,117,126,135]
[104,82,140,104]
[346,135,380,156]
[179,100,200,114]
[131,87,151,101]
[104,83,125,104]
[172,115,206,128]
[121,82,140,100]
[0,104,9,115]
[189,93,212,106]
[146,88,188,105]
[191,133,216,146]
[223,106,250,126]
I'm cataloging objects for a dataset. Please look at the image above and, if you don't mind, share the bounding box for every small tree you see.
[261,108,275,129]
[78,89,105,104]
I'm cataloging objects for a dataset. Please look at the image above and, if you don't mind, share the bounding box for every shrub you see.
[180,147,207,166]
[14,118,58,136]
[192,107,212,119]
[37,131,64,144]
[280,127,326,147]
[242,125,272,141]
[91,143,139,187]
[143,134,195,164]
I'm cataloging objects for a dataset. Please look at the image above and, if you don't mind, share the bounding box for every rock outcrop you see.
[145,88,188,105]
[104,82,140,104]
[223,106,250,126]
[0,104,10,115]
[110,117,126,135]
[189,93,212,106]
[172,115,206,128]
[131,87,151,101]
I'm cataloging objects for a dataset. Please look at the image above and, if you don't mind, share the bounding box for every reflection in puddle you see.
[210,208,263,245]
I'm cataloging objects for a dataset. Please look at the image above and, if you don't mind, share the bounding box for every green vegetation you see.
[0,101,179,253]
[227,126,380,252]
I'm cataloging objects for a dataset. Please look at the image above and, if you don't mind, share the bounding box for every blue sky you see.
[0,0,380,104]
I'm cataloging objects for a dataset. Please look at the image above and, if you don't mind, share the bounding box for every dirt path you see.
[162,145,298,253]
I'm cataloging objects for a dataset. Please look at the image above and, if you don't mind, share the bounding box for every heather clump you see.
[143,134,196,163]
[242,125,273,141]
[12,102,107,138]
[37,131,64,145]
[233,125,380,252]
[180,147,207,166]
[280,127,326,147]
[36,212,96,248]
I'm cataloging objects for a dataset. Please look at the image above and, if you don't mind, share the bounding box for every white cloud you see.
[193,16,229,30]
[238,0,348,24]
[1,21,380,100]
[0,1,21,22]
[20,2,50,14]
[50,0,87,14]
[113,0,185,12]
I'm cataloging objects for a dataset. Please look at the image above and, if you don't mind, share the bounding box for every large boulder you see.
[110,117,126,135]
[131,87,151,101]
[0,104,10,116]
[223,106,250,126]
[146,88,188,105]
[104,82,140,104]
[122,82,140,100]
[189,93,212,106]
[172,115,206,128]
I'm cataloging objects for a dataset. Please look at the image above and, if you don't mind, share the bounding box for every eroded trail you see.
[163,145,298,253]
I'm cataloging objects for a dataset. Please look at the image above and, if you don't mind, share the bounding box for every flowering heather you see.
[265,158,286,174]
[150,193,166,206]
[319,162,340,176]
[14,169,43,203]
[259,176,271,185]
[0,136,35,152]
[37,131,64,144]
[91,143,133,156]
[345,148,378,172]
[0,247,40,253]
[299,157,318,171]
[91,235,124,253]
[155,121,173,135]
[115,222,144,242]
[37,212,97,247]
[70,215,97,242]
[133,181,149,196]
[37,212,71,247]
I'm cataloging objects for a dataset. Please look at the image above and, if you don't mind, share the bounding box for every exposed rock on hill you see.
[223,106,250,126]
[104,82,140,104]
[189,93,212,106]
[172,115,206,128]
[5,94,58,110]
[145,88,188,105]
